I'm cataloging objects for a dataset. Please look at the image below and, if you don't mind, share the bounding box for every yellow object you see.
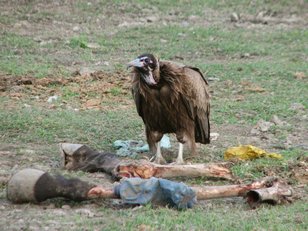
[224,145,282,160]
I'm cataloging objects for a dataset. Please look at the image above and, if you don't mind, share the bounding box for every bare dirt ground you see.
[0,1,307,230]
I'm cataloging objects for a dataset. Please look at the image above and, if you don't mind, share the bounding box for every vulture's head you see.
[127,54,159,85]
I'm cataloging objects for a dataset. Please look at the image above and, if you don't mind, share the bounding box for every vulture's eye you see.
[144,58,150,64]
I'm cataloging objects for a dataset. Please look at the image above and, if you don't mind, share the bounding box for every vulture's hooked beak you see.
[127,58,144,69]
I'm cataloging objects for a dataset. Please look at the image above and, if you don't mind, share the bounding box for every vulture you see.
[127,54,210,164]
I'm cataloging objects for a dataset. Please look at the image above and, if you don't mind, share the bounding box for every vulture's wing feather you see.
[132,86,142,117]
[131,75,146,124]
[180,66,210,144]
[186,66,209,85]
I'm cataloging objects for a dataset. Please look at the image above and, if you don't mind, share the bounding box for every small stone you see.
[53,209,67,216]
[188,15,199,21]
[208,77,220,81]
[250,127,260,135]
[235,95,245,101]
[290,103,305,111]
[251,119,274,134]
[39,40,53,46]
[181,21,189,27]
[118,21,129,27]
[294,72,306,80]
[19,149,35,155]
[257,119,274,132]
[231,13,240,22]
[33,37,42,42]
[210,132,219,141]
[76,208,95,217]
[240,53,250,58]
[256,11,266,18]
[61,204,71,209]
[73,26,80,32]
[78,67,96,76]
[47,95,59,103]
[46,203,56,209]
[146,16,158,22]
[138,224,152,231]
[86,43,100,49]
[271,115,284,126]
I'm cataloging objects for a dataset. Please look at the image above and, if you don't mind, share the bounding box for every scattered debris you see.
[224,145,282,160]
[60,143,232,180]
[113,135,171,157]
[7,168,293,210]
[0,71,132,110]
[246,178,293,208]
[293,72,306,80]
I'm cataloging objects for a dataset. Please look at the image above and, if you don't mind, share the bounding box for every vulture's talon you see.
[153,157,167,165]
[175,159,185,165]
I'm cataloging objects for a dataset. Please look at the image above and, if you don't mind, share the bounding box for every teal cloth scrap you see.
[113,135,171,157]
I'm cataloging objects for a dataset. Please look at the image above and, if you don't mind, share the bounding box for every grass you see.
[0,103,142,149]
[4,200,306,230]
[0,0,307,230]
[110,202,307,230]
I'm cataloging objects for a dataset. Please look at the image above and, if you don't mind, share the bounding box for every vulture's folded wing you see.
[132,84,144,120]
[180,66,210,144]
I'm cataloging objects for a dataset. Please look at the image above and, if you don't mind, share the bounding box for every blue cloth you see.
[113,135,171,157]
[114,177,196,209]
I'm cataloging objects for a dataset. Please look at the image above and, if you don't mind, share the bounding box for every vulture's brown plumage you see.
[128,54,210,164]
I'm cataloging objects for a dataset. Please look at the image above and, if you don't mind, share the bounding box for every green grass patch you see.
[0,102,143,150]
[69,35,88,49]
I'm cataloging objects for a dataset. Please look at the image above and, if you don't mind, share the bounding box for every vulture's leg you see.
[150,141,166,164]
[146,129,166,164]
[175,143,184,164]
[175,130,195,164]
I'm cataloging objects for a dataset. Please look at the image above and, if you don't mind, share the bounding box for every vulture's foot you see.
[175,142,185,164]
[175,157,185,165]
[151,156,167,165]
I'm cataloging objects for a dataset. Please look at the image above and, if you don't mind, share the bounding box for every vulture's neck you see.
[138,66,160,86]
